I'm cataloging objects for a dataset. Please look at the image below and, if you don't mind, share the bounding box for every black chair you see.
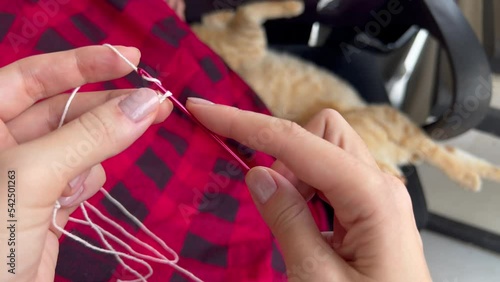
[264,0,492,139]
[186,0,499,252]
[263,1,499,253]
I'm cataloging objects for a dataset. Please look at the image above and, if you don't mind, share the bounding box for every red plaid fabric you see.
[0,0,329,281]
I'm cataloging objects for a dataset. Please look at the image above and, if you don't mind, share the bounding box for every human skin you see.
[0,45,430,282]
[187,99,432,282]
[0,46,172,281]
[166,0,186,20]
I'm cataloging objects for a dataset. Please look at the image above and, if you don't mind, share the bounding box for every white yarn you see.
[51,44,204,282]
[103,44,139,72]
[103,43,172,103]
[57,86,80,128]
[52,203,152,281]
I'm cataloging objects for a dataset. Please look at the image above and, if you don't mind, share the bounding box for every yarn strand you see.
[104,44,249,171]
[51,44,205,281]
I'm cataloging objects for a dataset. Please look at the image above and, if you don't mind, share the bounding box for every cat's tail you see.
[414,138,500,191]
[232,0,304,26]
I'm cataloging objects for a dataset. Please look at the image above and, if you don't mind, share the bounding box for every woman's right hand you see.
[188,99,431,282]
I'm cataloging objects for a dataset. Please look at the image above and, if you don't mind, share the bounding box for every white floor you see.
[422,230,500,282]
[418,130,500,234]
[417,75,500,281]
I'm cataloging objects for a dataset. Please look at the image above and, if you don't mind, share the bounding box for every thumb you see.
[245,167,342,279]
[6,88,172,206]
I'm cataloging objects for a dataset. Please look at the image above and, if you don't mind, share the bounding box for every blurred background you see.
[186,0,500,281]
[418,1,500,281]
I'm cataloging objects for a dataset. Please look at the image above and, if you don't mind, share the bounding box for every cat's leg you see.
[442,146,500,184]
[362,105,483,190]
[385,116,483,190]
[344,108,413,182]
[201,10,235,27]
[372,140,418,183]
[405,137,482,191]
[476,161,500,183]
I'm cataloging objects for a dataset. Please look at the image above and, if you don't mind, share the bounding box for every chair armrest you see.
[188,0,492,139]
[416,0,492,139]
[316,0,492,139]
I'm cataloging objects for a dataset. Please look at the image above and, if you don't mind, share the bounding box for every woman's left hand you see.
[0,46,172,281]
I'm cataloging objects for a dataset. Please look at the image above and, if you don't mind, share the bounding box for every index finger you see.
[187,101,391,227]
[0,45,140,121]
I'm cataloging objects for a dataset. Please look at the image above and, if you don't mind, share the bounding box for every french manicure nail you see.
[119,88,159,122]
[187,97,214,105]
[246,169,277,204]
[69,174,84,191]
[58,185,85,207]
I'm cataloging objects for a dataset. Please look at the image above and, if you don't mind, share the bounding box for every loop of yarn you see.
[104,44,250,172]
[51,44,203,282]
[103,44,172,103]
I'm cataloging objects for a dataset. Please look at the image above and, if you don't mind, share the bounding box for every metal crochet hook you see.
[102,44,250,172]
[138,68,251,173]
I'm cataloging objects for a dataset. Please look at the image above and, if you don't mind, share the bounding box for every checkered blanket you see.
[0,0,329,281]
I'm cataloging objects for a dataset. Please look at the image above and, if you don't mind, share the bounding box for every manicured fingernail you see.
[119,88,159,122]
[58,185,84,207]
[61,171,90,207]
[187,97,214,105]
[68,174,83,190]
[69,174,84,190]
[246,169,277,204]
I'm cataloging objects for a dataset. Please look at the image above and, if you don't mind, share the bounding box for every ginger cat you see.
[191,0,500,191]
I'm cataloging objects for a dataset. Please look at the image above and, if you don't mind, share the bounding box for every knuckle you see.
[47,97,64,130]
[281,119,304,137]
[395,189,414,213]
[385,173,404,187]
[74,48,94,82]
[318,108,342,120]
[364,171,388,190]
[271,201,307,234]
[384,174,414,213]
[16,61,47,101]
[273,120,305,159]
[76,111,116,147]
[318,108,345,125]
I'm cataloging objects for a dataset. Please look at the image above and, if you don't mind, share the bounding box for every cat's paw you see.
[483,166,500,182]
[282,1,305,16]
[459,172,482,192]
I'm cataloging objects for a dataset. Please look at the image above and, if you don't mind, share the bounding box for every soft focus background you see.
[186,1,500,280]
[411,1,500,281]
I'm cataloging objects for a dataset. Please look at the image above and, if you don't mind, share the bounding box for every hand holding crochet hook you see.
[187,100,432,282]
[0,45,431,281]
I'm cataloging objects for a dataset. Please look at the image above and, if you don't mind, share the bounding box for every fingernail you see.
[119,88,159,122]
[246,169,277,204]
[187,97,214,105]
[69,174,84,191]
[58,185,85,207]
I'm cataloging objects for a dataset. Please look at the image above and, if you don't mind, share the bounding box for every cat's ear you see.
[234,0,304,25]
[201,10,235,27]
